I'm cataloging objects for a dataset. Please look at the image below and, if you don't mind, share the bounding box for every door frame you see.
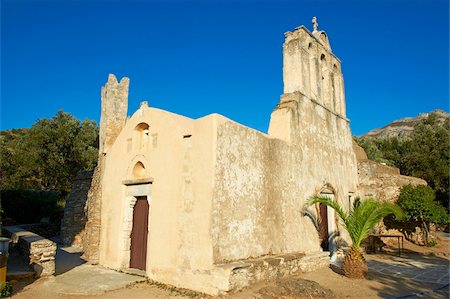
[122,183,152,270]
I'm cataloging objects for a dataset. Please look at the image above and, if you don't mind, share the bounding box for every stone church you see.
[59,19,421,295]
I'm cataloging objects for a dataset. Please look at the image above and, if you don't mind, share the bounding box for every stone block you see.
[3,226,56,277]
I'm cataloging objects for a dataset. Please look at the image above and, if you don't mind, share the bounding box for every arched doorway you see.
[319,202,329,251]
[122,159,153,271]
[319,188,337,254]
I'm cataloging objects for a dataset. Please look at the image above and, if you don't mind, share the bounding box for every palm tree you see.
[304,196,404,279]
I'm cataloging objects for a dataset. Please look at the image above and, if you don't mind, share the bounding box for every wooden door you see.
[319,203,329,251]
[130,196,149,270]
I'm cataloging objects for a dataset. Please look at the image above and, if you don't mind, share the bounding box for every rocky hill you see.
[0,128,28,143]
[363,109,449,138]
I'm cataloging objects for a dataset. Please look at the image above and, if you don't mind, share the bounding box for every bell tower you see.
[281,17,346,117]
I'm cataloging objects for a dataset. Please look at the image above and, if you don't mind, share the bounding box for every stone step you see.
[119,267,147,277]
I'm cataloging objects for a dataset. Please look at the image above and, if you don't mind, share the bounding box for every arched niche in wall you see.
[123,155,152,184]
[308,42,320,102]
[134,122,150,150]
[132,161,147,179]
[319,32,331,51]
[331,63,341,114]
[320,53,331,108]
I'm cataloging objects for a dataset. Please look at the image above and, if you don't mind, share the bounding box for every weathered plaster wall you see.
[211,88,358,264]
[98,105,217,277]
[271,93,357,252]
[212,119,274,262]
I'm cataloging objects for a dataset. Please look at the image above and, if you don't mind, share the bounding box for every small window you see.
[134,123,150,150]
[320,53,326,61]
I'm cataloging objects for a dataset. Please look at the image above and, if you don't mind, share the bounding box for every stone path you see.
[367,256,449,284]
[38,264,147,295]
[9,245,147,298]
[367,255,450,298]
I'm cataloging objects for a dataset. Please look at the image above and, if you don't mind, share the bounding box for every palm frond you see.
[352,199,404,246]
[305,195,349,224]
[304,196,404,248]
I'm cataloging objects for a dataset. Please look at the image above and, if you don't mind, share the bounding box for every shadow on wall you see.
[303,207,349,253]
[303,208,321,233]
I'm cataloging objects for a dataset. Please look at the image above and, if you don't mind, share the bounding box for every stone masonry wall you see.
[357,159,426,202]
[4,226,56,277]
[353,142,427,202]
[60,171,92,247]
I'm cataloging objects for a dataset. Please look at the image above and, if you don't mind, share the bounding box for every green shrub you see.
[396,185,449,244]
[0,282,11,298]
[397,185,449,225]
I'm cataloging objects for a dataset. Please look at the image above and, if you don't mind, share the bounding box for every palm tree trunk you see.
[343,246,368,279]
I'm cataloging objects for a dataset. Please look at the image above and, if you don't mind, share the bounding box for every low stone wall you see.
[219,251,329,292]
[357,160,426,202]
[353,140,427,203]
[3,226,56,277]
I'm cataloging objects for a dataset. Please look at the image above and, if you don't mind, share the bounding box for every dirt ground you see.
[9,234,450,299]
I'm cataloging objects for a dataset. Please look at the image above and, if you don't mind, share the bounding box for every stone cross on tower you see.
[312,16,318,32]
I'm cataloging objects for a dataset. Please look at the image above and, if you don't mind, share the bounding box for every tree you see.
[353,136,407,168]
[354,112,450,210]
[304,196,404,279]
[396,185,449,245]
[353,136,389,165]
[0,110,98,192]
[401,116,450,208]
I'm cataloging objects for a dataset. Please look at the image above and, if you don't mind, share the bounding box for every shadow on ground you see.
[365,251,449,298]
[8,242,87,297]
[7,248,36,296]
[55,246,86,276]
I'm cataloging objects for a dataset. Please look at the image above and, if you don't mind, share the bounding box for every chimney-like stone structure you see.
[83,74,129,263]
[99,74,129,154]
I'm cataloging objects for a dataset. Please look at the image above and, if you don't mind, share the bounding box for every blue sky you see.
[1,0,449,135]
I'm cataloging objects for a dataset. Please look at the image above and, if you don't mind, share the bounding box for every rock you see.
[363,110,449,139]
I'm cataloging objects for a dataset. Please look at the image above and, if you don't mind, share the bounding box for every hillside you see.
[0,128,28,142]
[363,109,449,138]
